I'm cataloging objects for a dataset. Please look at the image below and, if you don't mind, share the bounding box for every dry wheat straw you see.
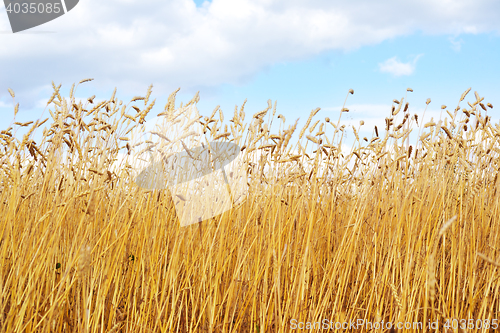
[477,253,500,267]
[2,83,499,333]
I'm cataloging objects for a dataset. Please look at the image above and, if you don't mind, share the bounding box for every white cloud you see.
[1,0,500,104]
[449,36,464,51]
[378,55,423,76]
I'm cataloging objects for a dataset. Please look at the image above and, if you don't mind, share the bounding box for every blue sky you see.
[1,0,499,149]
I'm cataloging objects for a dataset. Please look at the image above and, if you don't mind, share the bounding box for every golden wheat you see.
[0,83,498,333]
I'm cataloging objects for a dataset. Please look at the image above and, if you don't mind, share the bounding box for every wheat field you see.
[0,80,499,332]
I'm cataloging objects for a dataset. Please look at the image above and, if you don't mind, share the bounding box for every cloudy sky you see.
[1,0,499,147]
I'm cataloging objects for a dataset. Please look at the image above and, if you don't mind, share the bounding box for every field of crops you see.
[0,81,499,332]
